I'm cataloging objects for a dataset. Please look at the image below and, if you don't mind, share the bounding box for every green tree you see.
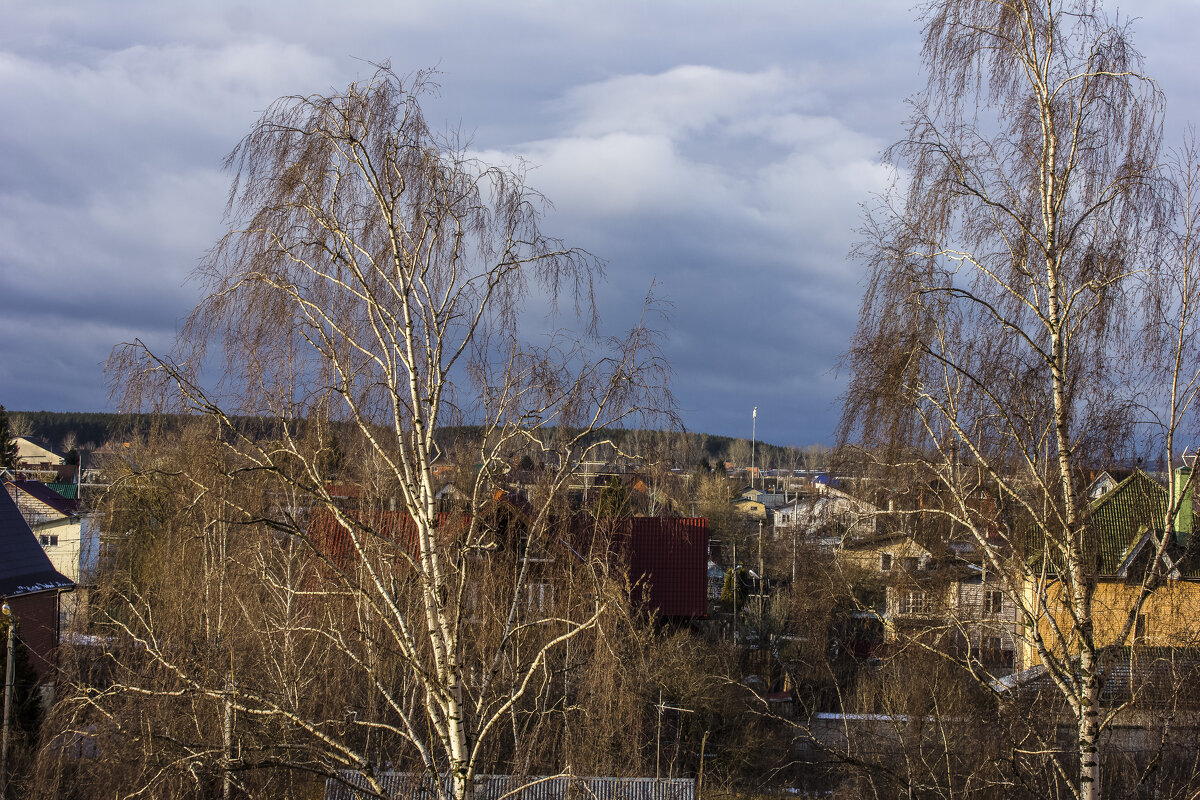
[0,406,17,469]
[596,475,629,517]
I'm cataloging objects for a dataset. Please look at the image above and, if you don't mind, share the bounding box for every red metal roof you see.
[560,516,710,619]
[626,517,709,619]
[307,507,709,619]
[307,507,465,569]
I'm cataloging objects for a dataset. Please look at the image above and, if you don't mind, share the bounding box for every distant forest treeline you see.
[10,410,830,470]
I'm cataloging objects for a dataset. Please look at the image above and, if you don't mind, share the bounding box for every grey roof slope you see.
[0,488,73,596]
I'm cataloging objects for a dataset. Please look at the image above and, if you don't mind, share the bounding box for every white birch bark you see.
[103,66,671,800]
[840,2,1170,797]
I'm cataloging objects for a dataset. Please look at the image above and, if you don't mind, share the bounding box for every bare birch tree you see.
[96,66,672,800]
[837,3,1191,798]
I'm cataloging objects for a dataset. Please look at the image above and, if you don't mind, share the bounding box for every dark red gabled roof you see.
[626,517,708,619]
[560,516,709,619]
[307,506,709,619]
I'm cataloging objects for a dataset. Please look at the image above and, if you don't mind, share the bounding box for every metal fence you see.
[325,772,696,800]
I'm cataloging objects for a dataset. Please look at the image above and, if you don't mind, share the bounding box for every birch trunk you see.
[840,1,1166,794]
[103,66,671,800]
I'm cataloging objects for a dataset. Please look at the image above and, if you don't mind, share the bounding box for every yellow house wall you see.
[732,500,767,520]
[1022,578,1200,668]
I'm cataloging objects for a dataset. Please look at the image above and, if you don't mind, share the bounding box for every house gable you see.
[0,488,74,597]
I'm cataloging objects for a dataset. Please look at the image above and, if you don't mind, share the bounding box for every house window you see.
[1134,614,1149,645]
[897,590,928,615]
[982,636,1014,668]
[525,583,554,613]
[903,556,920,572]
[985,590,1003,615]
[880,553,893,572]
[39,534,58,547]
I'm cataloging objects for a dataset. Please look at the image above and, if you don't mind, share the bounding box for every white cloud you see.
[481,65,890,268]
[560,65,796,138]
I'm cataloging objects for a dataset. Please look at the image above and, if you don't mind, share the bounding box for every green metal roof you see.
[1022,470,1194,577]
[1087,470,1167,574]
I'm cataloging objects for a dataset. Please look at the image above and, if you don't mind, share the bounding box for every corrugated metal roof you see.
[0,488,74,597]
[310,509,708,619]
[308,508,466,568]
[559,517,709,618]
[45,482,78,499]
[7,479,81,518]
[324,773,695,800]
[628,518,708,618]
[1088,470,1167,574]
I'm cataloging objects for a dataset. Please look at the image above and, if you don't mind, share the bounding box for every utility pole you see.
[1,602,15,800]
[792,524,798,586]
[731,539,738,644]
[757,519,765,618]
[654,690,693,781]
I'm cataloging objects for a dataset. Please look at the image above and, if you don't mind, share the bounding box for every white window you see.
[39,534,58,547]
[880,553,893,572]
[897,590,928,615]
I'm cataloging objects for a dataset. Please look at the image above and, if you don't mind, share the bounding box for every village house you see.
[773,484,879,547]
[308,500,709,623]
[0,486,75,685]
[1021,468,1200,669]
[5,479,97,630]
[13,436,65,469]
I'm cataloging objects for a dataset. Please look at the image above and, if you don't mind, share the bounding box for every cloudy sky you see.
[2,2,1198,446]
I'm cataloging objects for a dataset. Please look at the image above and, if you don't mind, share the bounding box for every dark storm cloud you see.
[2,1,1196,444]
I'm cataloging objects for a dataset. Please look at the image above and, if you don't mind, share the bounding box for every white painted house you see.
[5,479,96,629]
[773,485,879,546]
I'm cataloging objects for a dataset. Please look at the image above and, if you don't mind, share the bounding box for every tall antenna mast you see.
[751,406,757,490]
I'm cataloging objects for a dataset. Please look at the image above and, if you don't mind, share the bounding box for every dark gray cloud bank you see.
[2,1,1197,445]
